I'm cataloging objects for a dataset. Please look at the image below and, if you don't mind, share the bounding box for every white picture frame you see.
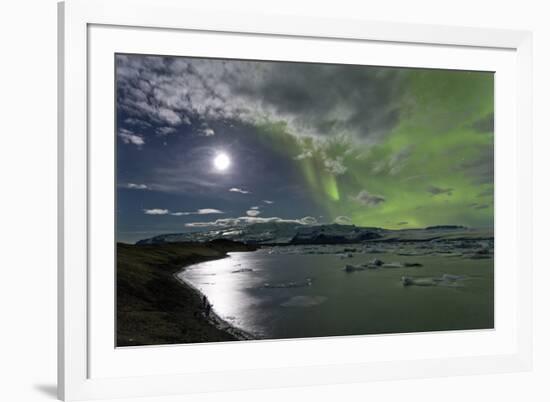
[58,0,533,400]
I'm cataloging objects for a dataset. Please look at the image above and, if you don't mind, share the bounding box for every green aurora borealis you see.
[254,70,493,229]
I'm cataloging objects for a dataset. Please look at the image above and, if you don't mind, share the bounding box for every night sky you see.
[116,54,494,244]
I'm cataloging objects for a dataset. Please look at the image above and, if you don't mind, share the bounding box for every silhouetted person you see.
[202,295,208,308]
[205,302,212,317]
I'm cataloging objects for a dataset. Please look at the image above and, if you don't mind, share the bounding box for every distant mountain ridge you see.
[135,222,493,246]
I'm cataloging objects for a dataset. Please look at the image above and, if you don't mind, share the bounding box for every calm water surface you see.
[177,244,494,340]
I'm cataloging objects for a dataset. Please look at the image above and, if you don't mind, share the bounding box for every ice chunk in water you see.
[280,296,327,307]
[263,278,313,288]
[401,274,466,287]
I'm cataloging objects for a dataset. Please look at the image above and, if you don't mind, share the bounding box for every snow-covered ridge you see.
[135,222,492,245]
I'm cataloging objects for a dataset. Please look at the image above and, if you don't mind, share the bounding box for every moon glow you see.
[213,152,231,171]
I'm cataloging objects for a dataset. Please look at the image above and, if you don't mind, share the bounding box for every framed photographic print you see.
[58,0,533,400]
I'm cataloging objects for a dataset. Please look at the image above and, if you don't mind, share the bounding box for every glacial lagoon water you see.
[177,243,494,340]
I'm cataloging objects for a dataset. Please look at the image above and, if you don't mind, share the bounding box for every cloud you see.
[323,156,347,176]
[143,208,169,215]
[402,174,429,182]
[372,145,414,176]
[170,208,224,216]
[477,187,493,197]
[116,54,406,145]
[146,208,223,216]
[185,216,317,228]
[157,107,182,125]
[118,128,145,146]
[156,127,177,135]
[124,117,152,128]
[294,150,313,160]
[250,206,259,210]
[229,187,250,194]
[299,216,318,225]
[352,190,386,207]
[196,208,223,214]
[471,113,494,133]
[457,146,493,184]
[199,127,215,136]
[263,200,274,204]
[388,145,414,175]
[468,203,490,210]
[246,209,261,217]
[427,185,453,196]
[334,216,353,225]
[125,183,148,190]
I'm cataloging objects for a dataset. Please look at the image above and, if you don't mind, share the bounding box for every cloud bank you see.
[116,55,405,145]
[185,216,317,228]
[144,208,224,216]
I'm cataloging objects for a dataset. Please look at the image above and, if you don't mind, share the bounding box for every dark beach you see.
[116,239,257,346]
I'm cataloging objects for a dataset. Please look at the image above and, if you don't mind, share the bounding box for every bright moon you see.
[213,152,231,171]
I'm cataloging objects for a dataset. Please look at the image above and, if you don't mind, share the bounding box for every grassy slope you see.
[117,239,257,347]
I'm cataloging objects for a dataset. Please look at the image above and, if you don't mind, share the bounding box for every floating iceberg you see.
[263,278,313,289]
[344,264,368,272]
[401,274,465,287]
[344,259,422,272]
[280,295,327,307]
[337,253,354,259]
